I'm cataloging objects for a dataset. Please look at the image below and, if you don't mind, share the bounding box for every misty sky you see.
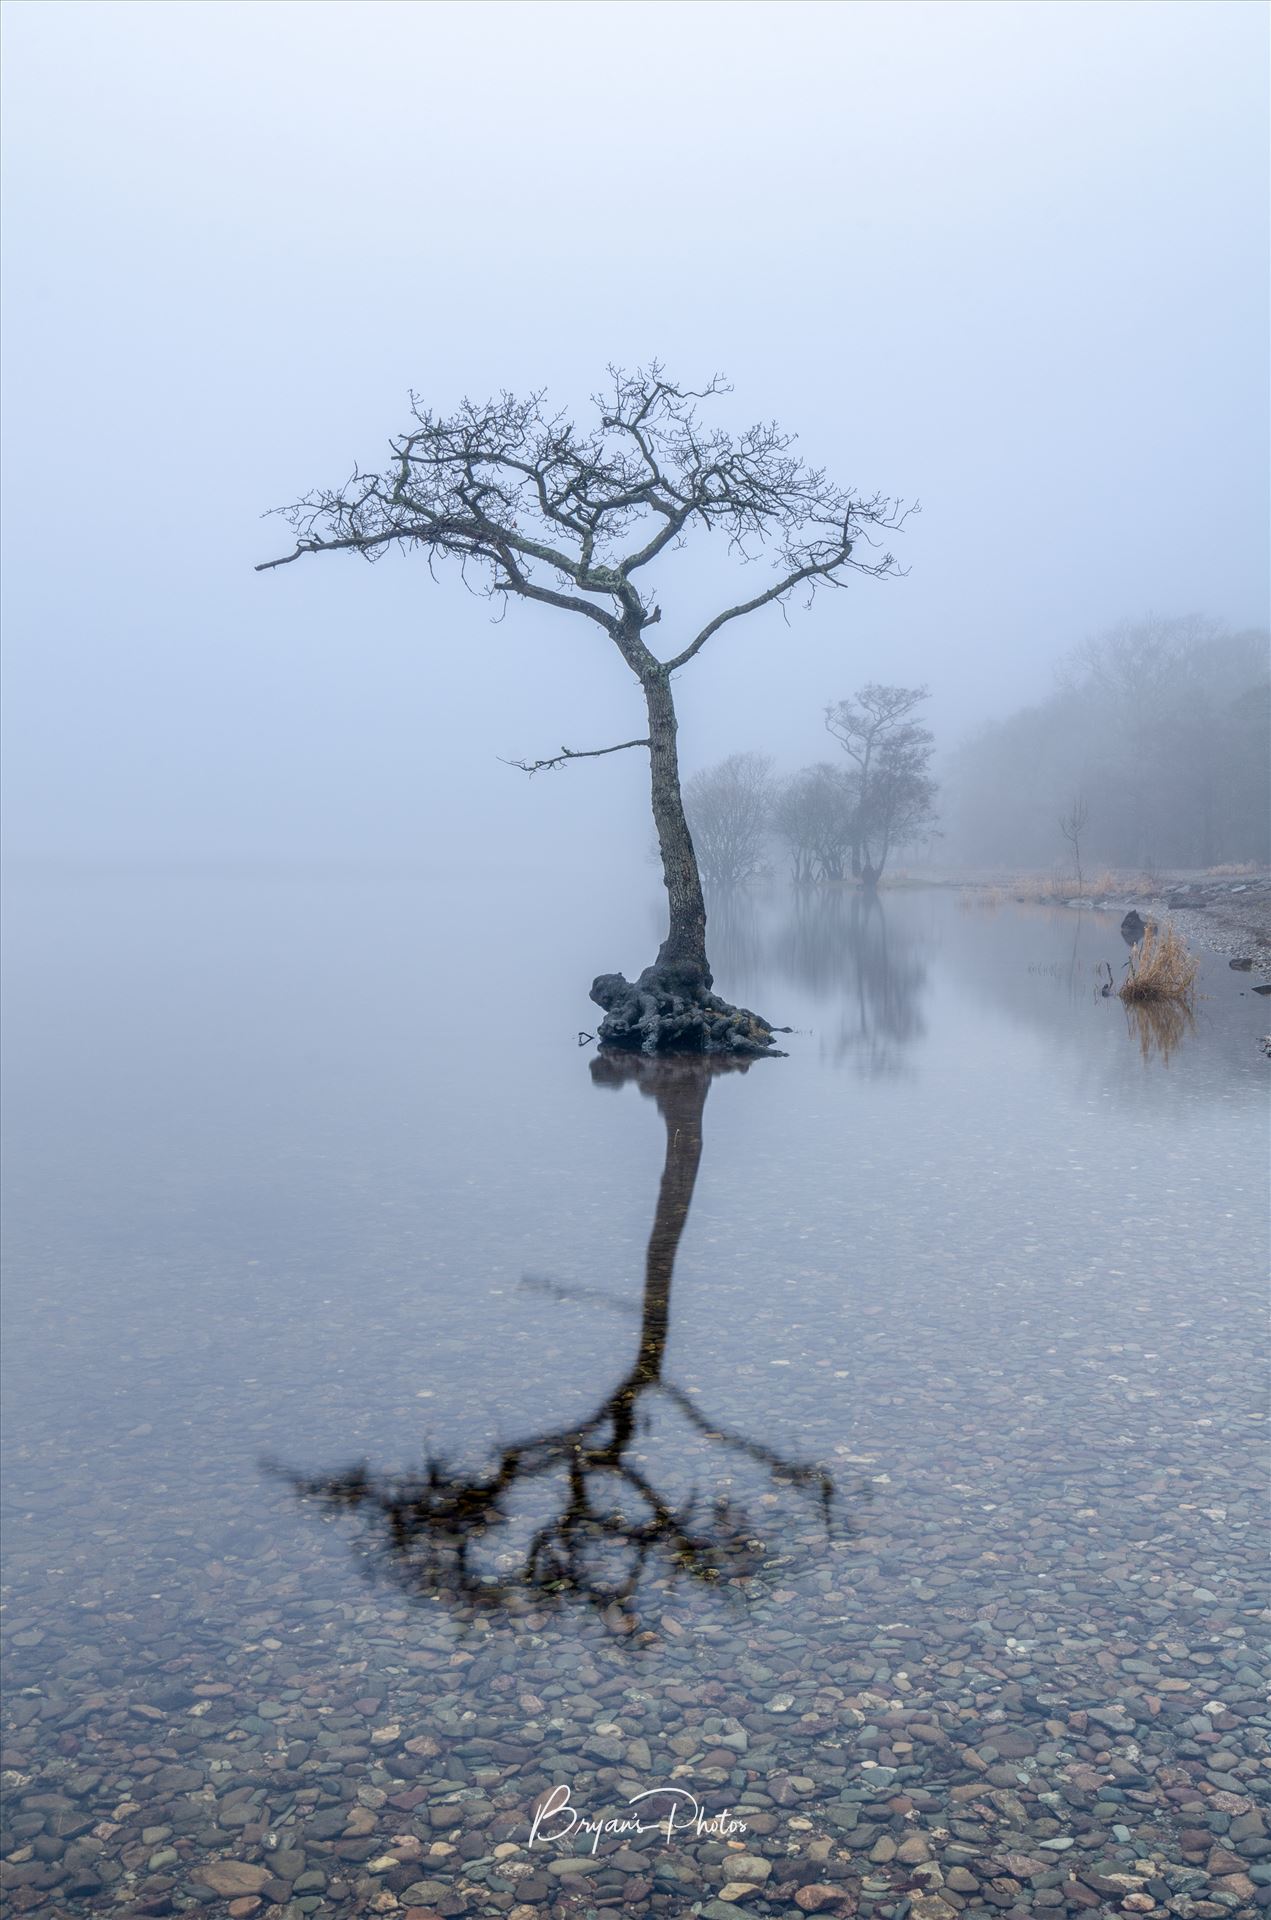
[2,1,1267,876]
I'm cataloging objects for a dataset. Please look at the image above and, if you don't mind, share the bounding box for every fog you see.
[2,1,1267,880]
[4,13,1270,1902]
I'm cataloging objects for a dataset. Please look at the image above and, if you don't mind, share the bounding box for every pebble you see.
[2,893,1265,1918]
[193,1861,274,1896]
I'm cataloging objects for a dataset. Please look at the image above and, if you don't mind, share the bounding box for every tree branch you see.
[661,511,910,673]
[258,509,622,633]
[256,368,913,669]
[489,540,620,631]
[619,500,693,575]
[664,561,828,670]
[500,737,650,776]
[663,546,863,671]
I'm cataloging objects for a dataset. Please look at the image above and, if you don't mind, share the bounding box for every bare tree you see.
[825,683,937,883]
[684,752,775,888]
[771,762,858,883]
[861,732,940,880]
[259,365,909,1052]
[1059,795,1089,896]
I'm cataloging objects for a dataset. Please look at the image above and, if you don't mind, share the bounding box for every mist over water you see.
[3,3,1269,881]
[3,3,1269,1915]
[4,868,1268,1906]
[5,865,1265,1526]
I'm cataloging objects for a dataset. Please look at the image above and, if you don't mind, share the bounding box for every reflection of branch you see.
[272,1358,822,1630]
[271,1056,850,1632]
[661,1384,834,1523]
[519,1275,639,1318]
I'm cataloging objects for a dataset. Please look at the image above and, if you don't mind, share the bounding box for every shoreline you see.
[920,869,1271,971]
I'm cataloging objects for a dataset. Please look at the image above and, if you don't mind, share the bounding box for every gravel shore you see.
[1131,875,1271,971]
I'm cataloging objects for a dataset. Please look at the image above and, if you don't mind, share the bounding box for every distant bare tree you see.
[259,365,910,1053]
[771,762,858,883]
[1059,795,1089,896]
[861,734,939,880]
[825,683,938,883]
[684,752,775,888]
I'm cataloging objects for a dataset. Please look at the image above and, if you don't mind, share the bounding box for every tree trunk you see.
[643,666,711,987]
[588,663,782,1055]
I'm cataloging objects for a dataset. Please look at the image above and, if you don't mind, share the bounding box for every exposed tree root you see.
[590,963,787,1056]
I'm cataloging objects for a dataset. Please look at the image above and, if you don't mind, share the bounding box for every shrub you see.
[1119,921,1199,1004]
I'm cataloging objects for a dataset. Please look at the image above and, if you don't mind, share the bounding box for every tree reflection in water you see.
[270,1055,849,1632]
[772,891,927,1075]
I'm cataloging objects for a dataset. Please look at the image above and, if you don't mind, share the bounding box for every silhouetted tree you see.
[771,762,858,882]
[1059,796,1089,895]
[825,683,938,883]
[685,752,775,887]
[259,366,908,1052]
[860,736,939,881]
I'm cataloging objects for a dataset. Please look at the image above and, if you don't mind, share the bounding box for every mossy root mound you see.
[590,964,786,1057]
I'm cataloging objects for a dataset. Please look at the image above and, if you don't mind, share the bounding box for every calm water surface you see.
[2,871,1267,1919]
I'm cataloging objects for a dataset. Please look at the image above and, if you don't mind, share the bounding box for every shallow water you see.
[2,871,1267,1918]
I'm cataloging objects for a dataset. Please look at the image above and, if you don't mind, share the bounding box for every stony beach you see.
[4,1312,1267,1920]
[3,882,1266,1920]
[1133,875,1271,973]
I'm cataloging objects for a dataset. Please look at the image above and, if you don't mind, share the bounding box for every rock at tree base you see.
[591,964,785,1056]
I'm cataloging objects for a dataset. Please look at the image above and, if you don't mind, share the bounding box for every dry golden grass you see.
[1119,921,1199,1004]
[1008,872,1072,904]
[1019,865,1148,900]
[959,886,1004,911]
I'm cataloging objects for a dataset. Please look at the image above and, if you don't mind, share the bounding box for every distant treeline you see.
[685,684,939,888]
[942,617,1269,872]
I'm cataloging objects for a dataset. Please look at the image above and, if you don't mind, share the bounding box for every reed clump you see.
[960,886,1003,911]
[1009,872,1072,904]
[1119,920,1199,1004]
